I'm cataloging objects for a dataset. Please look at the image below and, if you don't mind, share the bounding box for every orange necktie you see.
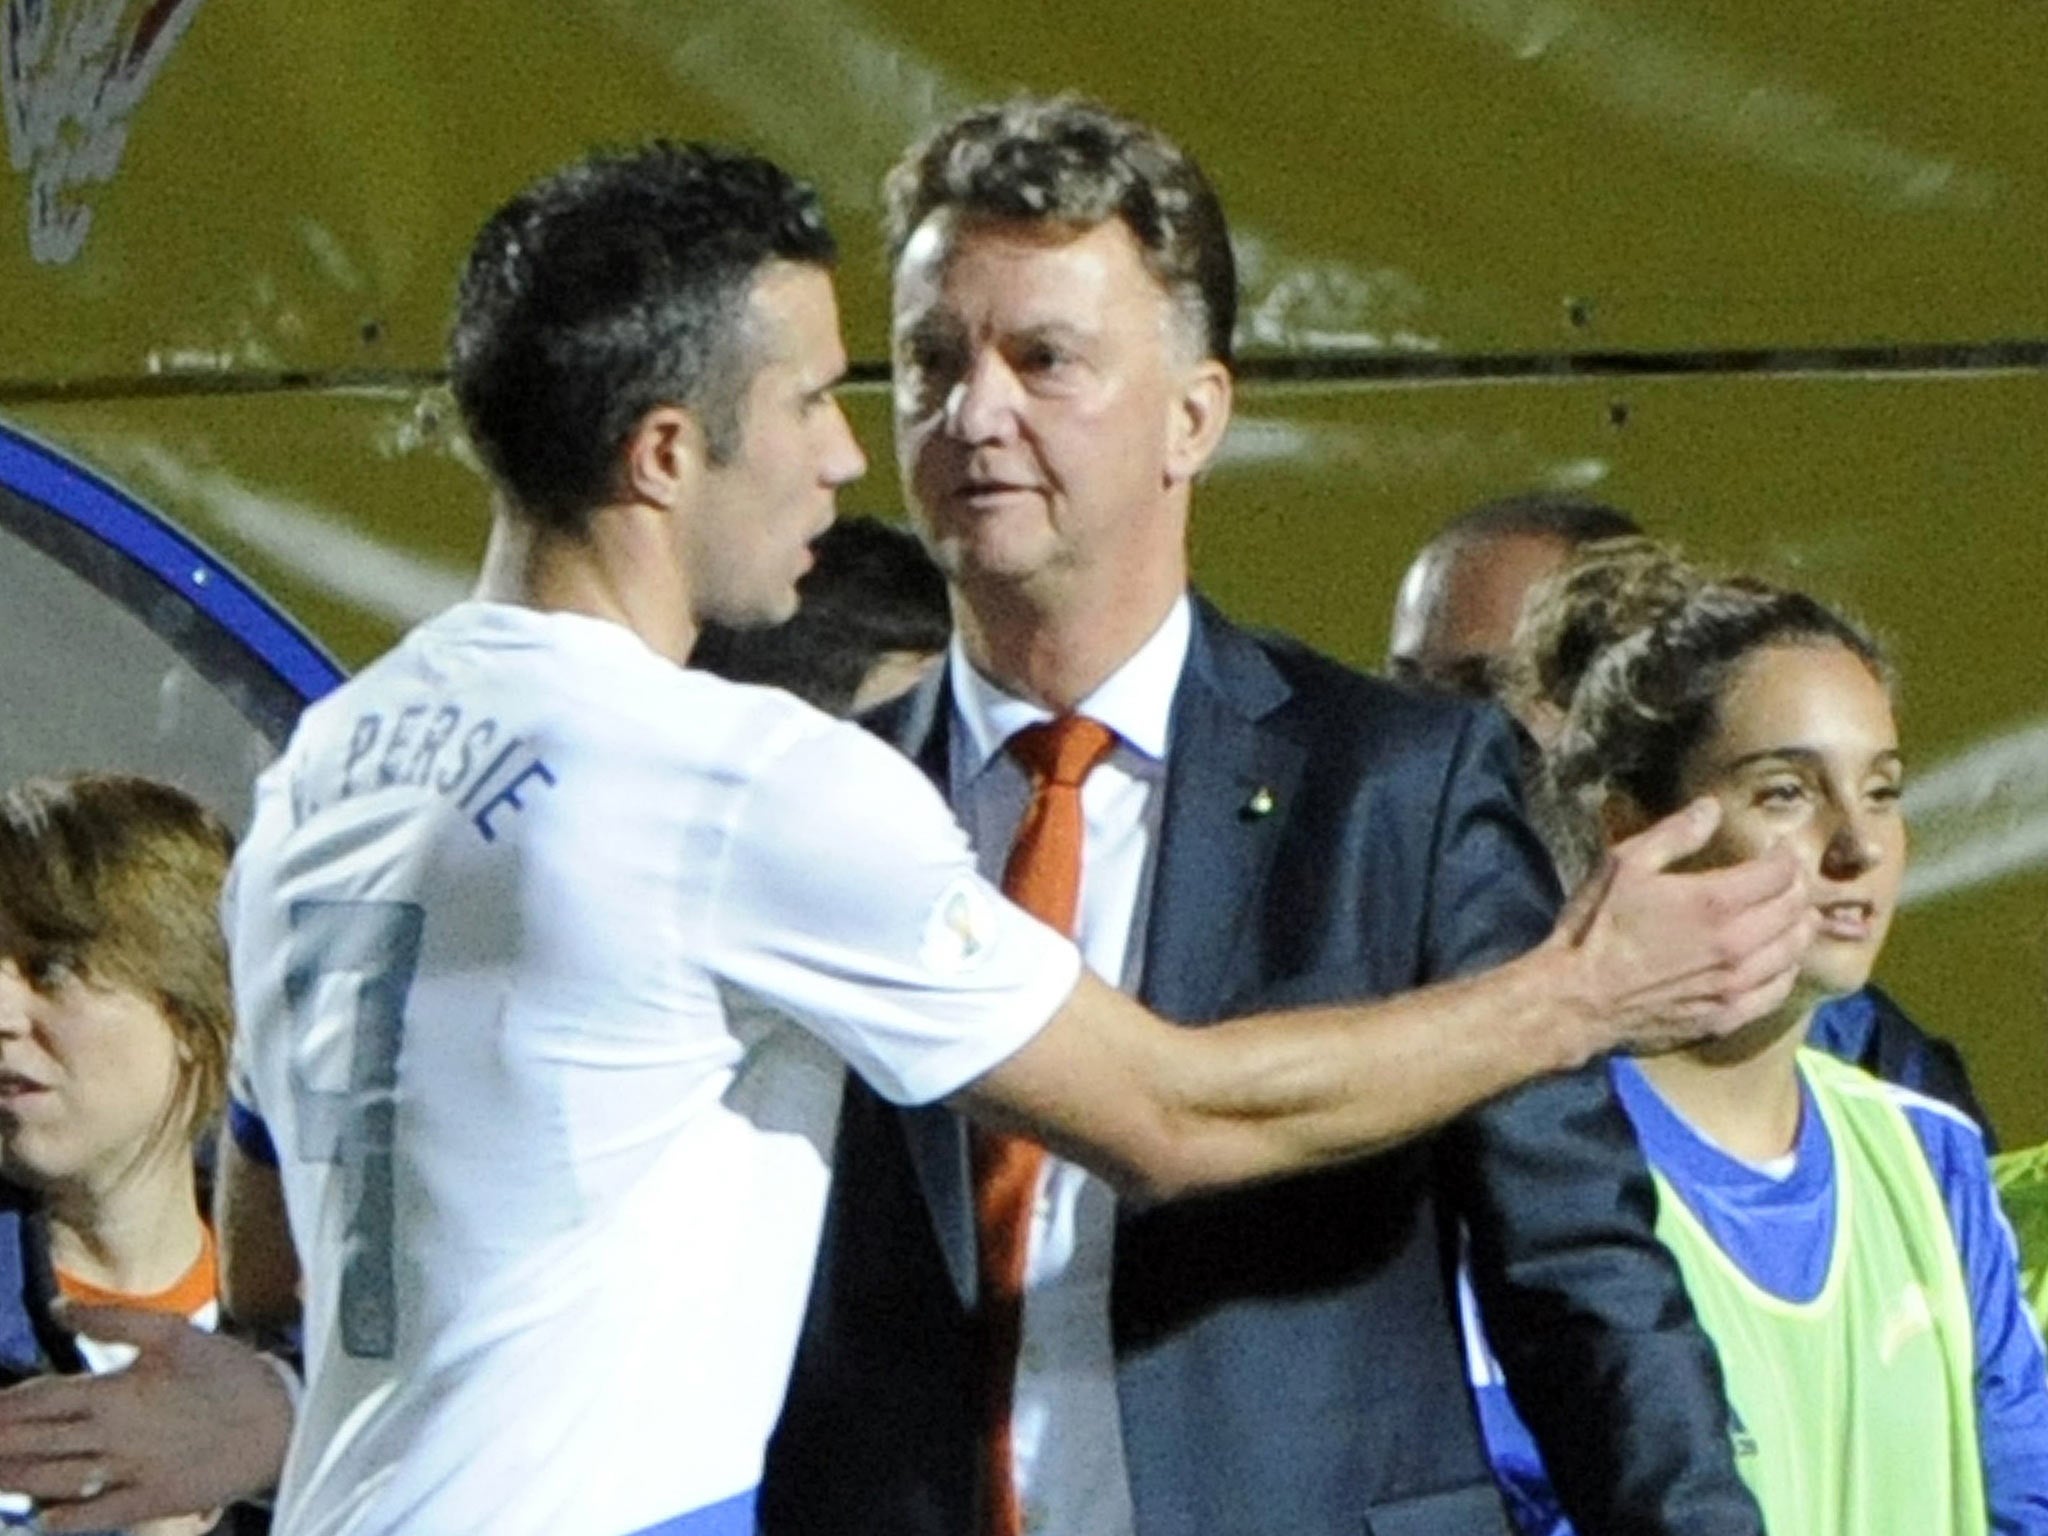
[975,714,1118,1536]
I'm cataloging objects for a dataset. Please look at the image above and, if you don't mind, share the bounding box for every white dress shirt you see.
[947,593,1193,1536]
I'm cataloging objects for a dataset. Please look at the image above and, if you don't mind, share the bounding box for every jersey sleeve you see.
[703,710,1081,1108]
[1908,1103,2048,1533]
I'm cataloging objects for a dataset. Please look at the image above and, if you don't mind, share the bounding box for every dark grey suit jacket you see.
[761,597,1761,1536]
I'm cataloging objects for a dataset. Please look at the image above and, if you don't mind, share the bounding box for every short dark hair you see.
[0,776,235,1142]
[449,141,837,529]
[1435,491,1642,552]
[884,94,1237,365]
[1550,570,1889,865]
[690,516,951,715]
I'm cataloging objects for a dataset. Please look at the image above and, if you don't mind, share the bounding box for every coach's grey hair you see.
[884,94,1237,365]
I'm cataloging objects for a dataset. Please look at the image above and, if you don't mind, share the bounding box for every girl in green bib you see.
[1471,558,2048,1535]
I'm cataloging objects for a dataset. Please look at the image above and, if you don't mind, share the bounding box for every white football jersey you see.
[227,602,1077,1536]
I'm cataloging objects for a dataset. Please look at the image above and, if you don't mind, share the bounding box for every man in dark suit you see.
[761,96,1765,1536]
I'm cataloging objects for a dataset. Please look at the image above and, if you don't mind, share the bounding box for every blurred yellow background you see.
[3,0,2043,1135]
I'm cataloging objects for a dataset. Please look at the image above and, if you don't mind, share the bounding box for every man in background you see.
[691,514,949,715]
[1387,491,1639,716]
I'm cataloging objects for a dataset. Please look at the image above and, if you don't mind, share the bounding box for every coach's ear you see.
[1164,359,1232,488]
[619,404,704,512]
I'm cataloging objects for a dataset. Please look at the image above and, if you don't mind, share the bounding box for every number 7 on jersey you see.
[284,899,424,1361]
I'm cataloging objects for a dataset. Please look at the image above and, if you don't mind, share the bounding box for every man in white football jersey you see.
[0,142,1813,1536]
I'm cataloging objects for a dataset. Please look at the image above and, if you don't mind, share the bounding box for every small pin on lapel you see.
[1242,786,1275,820]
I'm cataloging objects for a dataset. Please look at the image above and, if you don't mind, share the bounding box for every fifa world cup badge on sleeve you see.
[922,875,998,975]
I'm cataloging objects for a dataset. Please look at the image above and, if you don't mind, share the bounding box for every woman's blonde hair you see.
[0,775,235,1141]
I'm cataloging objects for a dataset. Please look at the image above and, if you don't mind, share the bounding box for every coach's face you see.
[690,261,868,628]
[891,213,1226,600]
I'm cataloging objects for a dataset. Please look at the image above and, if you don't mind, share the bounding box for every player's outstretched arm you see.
[0,1306,292,1532]
[957,798,1814,1202]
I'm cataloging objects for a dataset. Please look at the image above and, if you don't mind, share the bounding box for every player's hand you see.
[1550,797,1816,1056]
[0,1304,291,1532]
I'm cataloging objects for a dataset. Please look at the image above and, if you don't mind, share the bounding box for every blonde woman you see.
[0,775,235,1535]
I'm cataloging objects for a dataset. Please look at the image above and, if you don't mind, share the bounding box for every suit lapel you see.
[1139,600,1305,1023]
[869,670,981,1307]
